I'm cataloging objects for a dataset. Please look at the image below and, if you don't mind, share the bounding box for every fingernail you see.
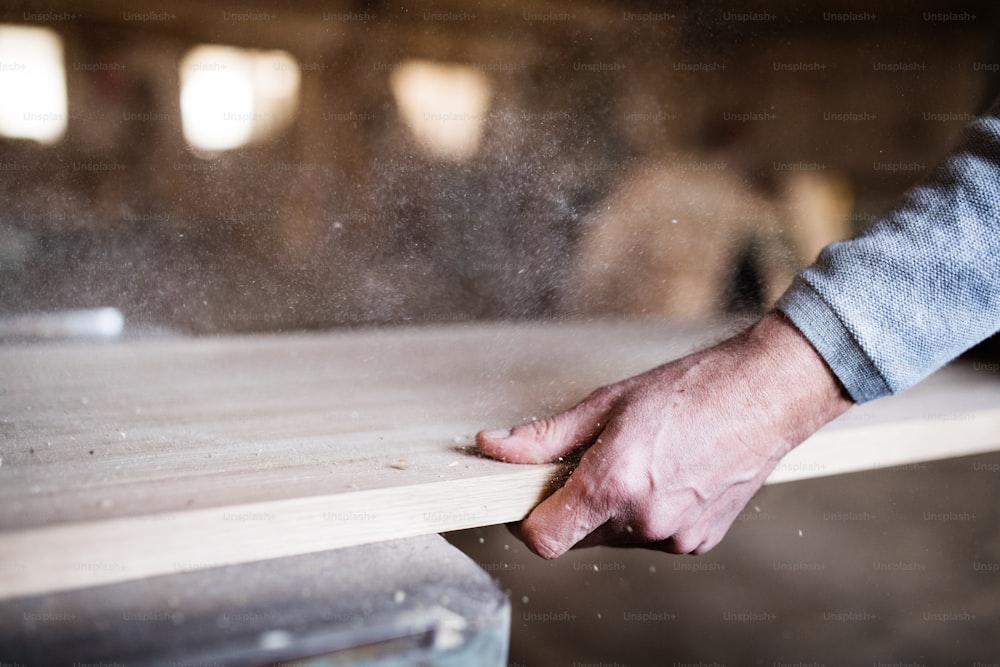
[481,428,511,440]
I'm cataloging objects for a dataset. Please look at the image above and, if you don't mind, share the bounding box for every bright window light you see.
[389,59,491,161]
[180,45,300,155]
[0,24,67,145]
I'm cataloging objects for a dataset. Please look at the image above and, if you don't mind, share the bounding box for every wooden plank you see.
[1,320,999,600]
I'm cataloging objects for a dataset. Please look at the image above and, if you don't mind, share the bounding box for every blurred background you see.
[2,0,999,664]
[2,0,998,334]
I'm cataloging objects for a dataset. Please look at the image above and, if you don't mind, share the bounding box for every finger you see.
[574,518,655,550]
[517,451,614,558]
[669,487,757,554]
[572,500,687,551]
[476,391,615,464]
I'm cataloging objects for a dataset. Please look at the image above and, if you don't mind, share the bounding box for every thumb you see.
[476,390,614,464]
[516,447,614,558]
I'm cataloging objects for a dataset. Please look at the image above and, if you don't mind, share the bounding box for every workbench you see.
[2,319,999,664]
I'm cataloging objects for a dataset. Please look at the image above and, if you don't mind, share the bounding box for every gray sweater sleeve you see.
[777,98,1000,404]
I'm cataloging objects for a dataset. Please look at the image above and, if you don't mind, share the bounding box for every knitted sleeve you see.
[777,99,1000,403]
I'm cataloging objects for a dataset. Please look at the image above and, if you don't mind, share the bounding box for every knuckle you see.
[606,461,654,509]
[507,418,560,456]
[691,540,715,555]
[583,384,622,411]
[630,508,673,543]
[602,484,669,543]
[523,415,559,441]
[671,529,704,555]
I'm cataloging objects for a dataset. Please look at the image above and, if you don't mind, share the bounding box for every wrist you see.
[740,310,853,446]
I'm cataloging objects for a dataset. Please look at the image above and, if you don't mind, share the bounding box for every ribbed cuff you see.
[776,276,892,404]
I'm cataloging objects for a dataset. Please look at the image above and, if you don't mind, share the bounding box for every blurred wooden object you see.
[564,161,790,319]
[564,161,855,318]
[781,170,854,265]
[2,321,998,600]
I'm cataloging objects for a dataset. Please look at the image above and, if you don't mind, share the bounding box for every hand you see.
[476,312,853,558]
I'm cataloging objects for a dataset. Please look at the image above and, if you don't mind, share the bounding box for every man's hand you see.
[476,311,853,559]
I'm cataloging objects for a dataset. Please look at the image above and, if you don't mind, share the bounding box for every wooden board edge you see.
[766,409,1000,484]
[0,464,564,601]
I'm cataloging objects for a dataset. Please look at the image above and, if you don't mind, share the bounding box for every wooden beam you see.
[1,320,998,600]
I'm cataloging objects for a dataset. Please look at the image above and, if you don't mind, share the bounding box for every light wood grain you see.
[1,320,998,600]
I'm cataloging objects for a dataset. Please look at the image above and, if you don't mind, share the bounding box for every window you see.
[389,59,491,161]
[0,24,68,144]
[179,44,300,155]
